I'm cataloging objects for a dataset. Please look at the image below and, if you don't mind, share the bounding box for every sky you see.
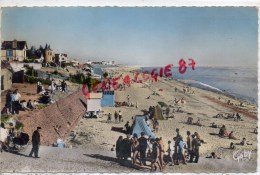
[1,7,258,66]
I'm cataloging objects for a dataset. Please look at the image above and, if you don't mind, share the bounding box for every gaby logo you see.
[233,149,252,163]
[82,58,196,98]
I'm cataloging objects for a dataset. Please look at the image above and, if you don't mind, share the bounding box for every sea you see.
[141,66,258,105]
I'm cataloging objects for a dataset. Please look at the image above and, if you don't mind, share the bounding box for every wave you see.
[178,79,223,92]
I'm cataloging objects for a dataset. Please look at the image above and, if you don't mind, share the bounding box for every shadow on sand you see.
[83,154,149,171]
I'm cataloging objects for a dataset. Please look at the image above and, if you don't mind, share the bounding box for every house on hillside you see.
[44,48,55,63]
[70,59,79,67]
[1,61,13,91]
[1,40,28,62]
[55,53,69,65]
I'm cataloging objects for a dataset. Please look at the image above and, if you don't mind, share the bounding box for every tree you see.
[26,46,36,59]
[45,43,48,50]
[39,45,45,59]
[35,49,42,58]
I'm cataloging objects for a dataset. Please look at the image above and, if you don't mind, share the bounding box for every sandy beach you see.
[1,66,258,173]
[62,67,257,172]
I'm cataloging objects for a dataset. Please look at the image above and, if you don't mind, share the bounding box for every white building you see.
[55,53,69,64]
[70,59,79,67]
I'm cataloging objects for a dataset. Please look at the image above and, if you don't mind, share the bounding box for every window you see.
[6,50,13,57]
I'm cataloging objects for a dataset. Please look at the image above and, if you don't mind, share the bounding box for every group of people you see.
[20,99,39,111]
[49,79,67,93]
[183,86,194,94]
[3,88,42,115]
[107,110,123,123]
[115,128,202,172]
[187,117,202,126]
[3,89,21,115]
[219,125,239,140]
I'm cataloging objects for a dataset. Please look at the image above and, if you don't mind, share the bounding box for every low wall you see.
[21,90,87,145]
[10,63,42,72]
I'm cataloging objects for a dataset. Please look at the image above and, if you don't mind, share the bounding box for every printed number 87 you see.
[179,58,196,74]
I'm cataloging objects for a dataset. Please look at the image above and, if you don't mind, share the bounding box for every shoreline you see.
[1,66,257,173]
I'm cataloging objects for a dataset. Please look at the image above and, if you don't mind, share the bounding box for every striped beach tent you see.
[131,115,155,138]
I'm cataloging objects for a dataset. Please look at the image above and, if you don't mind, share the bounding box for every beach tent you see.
[153,105,164,120]
[101,90,115,107]
[132,115,155,138]
[87,93,102,112]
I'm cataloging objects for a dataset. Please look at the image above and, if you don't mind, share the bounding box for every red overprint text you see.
[82,58,196,98]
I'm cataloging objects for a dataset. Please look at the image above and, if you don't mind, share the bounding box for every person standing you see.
[5,90,12,114]
[131,135,140,165]
[191,134,200,163]
[177,136,186,164]
[153,119,159,133]
[186,131,193,162]
[13,89,21,113]
[10,91,16,114]
[158,137,166,168]
[61,80,67,92]
[114,111,118,123]
[107,113,112,123]
[116,136,123,159]
[151,138,162,172]
[118,110,122,123]
[138,132,148,166]
[29,127,41,158]
[13,89,22,102]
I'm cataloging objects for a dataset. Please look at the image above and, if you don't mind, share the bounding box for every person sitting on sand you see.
[227,100,231,105]
[194,118,202,126]
[187,117,193,125]
[20,100,31,111]
[230,142,236,149]
[206,152,221,159]
[180,98,186,104]
[107,113,112,123]
[27,99,35,110]
[253,127,258,134]
[228,131,238,140]
[235,113,241,121]
[219,125,228,137]
[240,138,253,146]
[211,122,218,128]
[183,87,186,93]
